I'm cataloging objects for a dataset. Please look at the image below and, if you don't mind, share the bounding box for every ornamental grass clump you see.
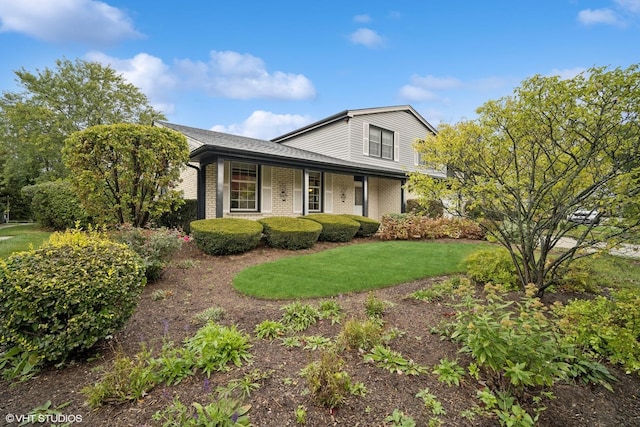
[0,228,146,376]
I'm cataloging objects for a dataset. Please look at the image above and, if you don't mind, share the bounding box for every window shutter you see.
[261,165,272,213]
[414,150,420,166]
[223,161,230,213]
[324,173,333,213]
[293,169,302,214]
[394,131,400,162]
[362,122,370,155]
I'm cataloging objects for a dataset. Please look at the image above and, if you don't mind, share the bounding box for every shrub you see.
[555,288,640,375]
[301,214,359,242]
[111,225,185,281]
[0,229,146,368]
[22,180,89,230]
[299,350,361,408]
[154,199,198,234]
[281,302,320,332]
[258,216,322,250]
[340,214,380,237]
[190,218,263,255]
[337,318,383,351]
[377,214,485,240]
[464,247,519,289]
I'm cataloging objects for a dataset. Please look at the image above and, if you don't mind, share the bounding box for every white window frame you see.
[369,125,395,160]
[230,162,258,211]
[308,170,322,212]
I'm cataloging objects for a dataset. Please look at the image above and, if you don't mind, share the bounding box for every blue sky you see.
[0,0,638,140]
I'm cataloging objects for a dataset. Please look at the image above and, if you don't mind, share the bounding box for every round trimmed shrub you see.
[341,214,380,237]
[259,216,322,250]
[191,218,263,255]
[0,229,146,365]
[302,214,359,242]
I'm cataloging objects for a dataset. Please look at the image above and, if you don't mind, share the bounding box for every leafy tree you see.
[409,65,640,296]
[64,124,189,227]
[0,58,165,219]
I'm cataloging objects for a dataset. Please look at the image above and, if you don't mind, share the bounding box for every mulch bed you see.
[1,238,639,426]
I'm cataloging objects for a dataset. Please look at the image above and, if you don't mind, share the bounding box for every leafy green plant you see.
[192,306,226,325]
[365,292,386,319]
[152,396,251,427]
[364,345,428,376]
[280,336,303,348]
[149,342,195,386]
[295,404,307,425]
[432,358,465,386]
[476,388,545,427]
[0,228,145,374]
[385,409,416,427]
[0,346,41,382]
[184,322,252,376]
[82,348,157,408]
[110,225,184,281]
[21,179,89,231]
[302,335,333,351]
[299,350,362,408]
[254,320,286,340]
[281,302,320,332]
[318,300,344,324]
[411,277,470,302]
[555,288,640,375]
[337,317,383,351]
[217,368,274,400]
[416,388,446,415]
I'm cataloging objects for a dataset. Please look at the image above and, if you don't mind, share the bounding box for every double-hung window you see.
[308,171,322,212]
[230,162,258,211]
[369,125,395,160]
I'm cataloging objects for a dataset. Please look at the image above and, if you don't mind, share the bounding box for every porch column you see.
[302,168,309,216]
[362,176,369,217]
[216,157,224,218]
[197,164,206,219]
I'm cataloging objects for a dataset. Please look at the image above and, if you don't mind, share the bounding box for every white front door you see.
[354,181,363,215]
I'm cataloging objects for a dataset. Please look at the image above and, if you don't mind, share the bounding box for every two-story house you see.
[155,105,442,221]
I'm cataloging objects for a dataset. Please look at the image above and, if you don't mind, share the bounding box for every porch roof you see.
[156,121,408,180]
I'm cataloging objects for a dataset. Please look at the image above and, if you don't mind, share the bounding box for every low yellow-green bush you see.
[0,229,146,372]
[259,216,322,250]
[190,218,263,255]
[302,214,359,242]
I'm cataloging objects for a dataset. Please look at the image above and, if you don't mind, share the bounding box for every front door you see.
[354,181,363,215]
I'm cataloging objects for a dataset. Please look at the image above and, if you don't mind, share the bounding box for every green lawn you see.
[233,240,490,299]
[580,254,640,291]
[0,224,52,259]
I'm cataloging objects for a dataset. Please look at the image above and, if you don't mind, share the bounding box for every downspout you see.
[186,163,205,219]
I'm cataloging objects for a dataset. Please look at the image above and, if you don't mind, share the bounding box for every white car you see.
[568,209,601,225]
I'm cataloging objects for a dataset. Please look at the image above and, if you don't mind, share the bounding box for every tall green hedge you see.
[259,216,322,249]
[22,180,89,230]
[341,214,380,237]
[191,218,263,255]
[0,229,146,367]
[302,214,359,242]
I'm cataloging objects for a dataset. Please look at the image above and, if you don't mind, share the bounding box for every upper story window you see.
[369,125,395,160]
[230,162,258,211]
[308,171,322,212]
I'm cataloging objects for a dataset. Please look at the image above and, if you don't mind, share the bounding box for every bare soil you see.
[1,238,639,426]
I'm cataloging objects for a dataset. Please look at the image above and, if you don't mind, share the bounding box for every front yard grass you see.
[233,240,489,299]
[0,223,51,259]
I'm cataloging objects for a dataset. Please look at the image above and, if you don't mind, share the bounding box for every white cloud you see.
[0,0,141,44]
[210,110,313,140]
[578,8,621,25]
[547,67,586,80]
[354,14,371,23]
[86,51,177,113]
[175,50,316,100]
[349,28,385,48]
[398,75,462,102]
[615,0,640,14]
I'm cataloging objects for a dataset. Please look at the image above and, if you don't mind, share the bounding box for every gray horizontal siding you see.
[278,120,349,160]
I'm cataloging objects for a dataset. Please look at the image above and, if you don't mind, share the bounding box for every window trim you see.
[368,125,395,160]
[308,170,322,213]
[229,161,259,212]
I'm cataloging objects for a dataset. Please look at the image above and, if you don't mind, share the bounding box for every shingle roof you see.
[155,121,408,179]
